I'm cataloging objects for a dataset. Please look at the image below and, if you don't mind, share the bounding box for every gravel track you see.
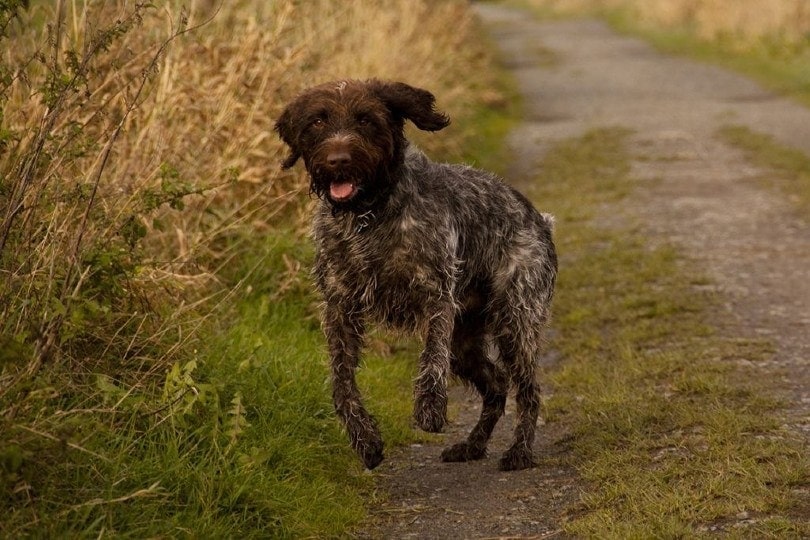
[359,4,810,537]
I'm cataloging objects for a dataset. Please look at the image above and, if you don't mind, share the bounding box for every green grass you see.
[529,128,810,537]
[718,124,810,216]
[459,81,522,174]
[1,230,421,538]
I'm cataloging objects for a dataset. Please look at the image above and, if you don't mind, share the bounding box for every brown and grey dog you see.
[275,79,557,471]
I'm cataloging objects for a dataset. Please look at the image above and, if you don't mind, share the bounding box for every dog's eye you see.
[311,118,325,128]
[356,115,371,127]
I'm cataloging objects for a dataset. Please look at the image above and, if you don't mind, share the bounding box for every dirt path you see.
[359,3,810,537]
[482,4,810,437]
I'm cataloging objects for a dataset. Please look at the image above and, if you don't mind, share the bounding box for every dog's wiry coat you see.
[275,80,557,471]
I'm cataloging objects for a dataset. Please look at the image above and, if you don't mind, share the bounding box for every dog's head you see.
[274,79,450,211]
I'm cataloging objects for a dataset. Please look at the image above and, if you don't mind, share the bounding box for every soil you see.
[358,3,810,538]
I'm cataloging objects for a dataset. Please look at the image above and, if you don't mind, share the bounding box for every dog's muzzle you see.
[324,150,359,202]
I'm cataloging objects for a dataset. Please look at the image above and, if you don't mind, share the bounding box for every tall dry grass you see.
[0,0,493,384]
[531,0,810,46]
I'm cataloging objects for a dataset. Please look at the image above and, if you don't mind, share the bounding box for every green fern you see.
[224,391,250,453]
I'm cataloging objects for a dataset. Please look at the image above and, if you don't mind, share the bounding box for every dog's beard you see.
[310,163,394,215]
[310,169,361,210]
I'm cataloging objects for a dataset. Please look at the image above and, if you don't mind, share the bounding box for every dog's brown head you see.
[274,79,450,211]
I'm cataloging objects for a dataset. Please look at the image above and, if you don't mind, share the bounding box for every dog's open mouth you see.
[329,180,359,202]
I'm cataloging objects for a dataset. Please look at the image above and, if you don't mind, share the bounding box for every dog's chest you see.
[315,215,455,330]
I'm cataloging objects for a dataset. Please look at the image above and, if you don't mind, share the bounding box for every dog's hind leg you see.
[491,248,555,471]
[497,333,542,471]
[441,310,509,462]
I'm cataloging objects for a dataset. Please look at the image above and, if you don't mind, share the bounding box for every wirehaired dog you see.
[275,79,557,471]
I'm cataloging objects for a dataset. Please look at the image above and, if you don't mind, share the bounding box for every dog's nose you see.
[326,151,351,168]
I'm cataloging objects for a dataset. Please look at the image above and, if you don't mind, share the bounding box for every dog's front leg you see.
[324,304,384,469]
[413,302,454,433]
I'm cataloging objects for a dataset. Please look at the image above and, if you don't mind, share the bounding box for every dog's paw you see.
[357,439,385,470]
[413,391,447,433]
[348,422,384,470]
[440,441,487,462]
[361,446,384,470]
[498,445,536,471]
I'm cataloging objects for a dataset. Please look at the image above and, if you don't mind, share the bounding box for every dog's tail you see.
[540,212,556,233]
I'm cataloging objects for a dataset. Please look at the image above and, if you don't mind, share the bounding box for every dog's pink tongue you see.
[330,181,355,200]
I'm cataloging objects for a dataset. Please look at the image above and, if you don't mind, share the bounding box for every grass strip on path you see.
[528,128,809,537]
[718,125,810,216]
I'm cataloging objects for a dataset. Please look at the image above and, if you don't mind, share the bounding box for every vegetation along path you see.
[361,2,810,537]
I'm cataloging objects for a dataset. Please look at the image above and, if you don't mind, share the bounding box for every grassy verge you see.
[718,125,810,216]
[457,72,522,173]
[1,229,422,537]
[1,0,508,536]
[528,129,809,536]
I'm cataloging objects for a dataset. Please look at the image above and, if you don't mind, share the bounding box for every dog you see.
[275,79,557,471]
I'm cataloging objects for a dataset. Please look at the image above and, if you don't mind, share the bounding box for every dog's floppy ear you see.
[274,104,302,169]
[370,80,450,132]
